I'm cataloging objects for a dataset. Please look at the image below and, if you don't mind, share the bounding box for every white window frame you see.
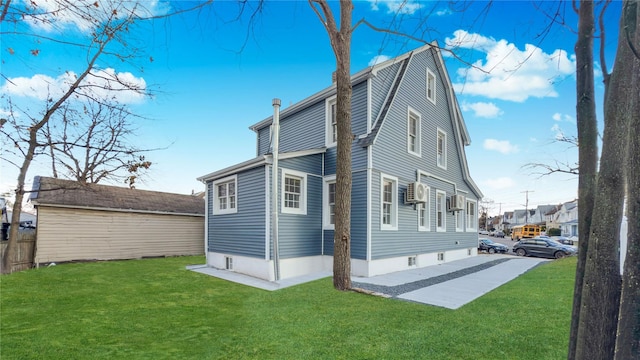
[466,200,478,232]
[380,174,398,231]
[417,186,431,231]
[436,190,446,232]
[325,96,337,147]
[281,169,307,215]
[212,175,238,215]
[323,175,336,229]
[455,199,465,232]
[407,107,421,157]
[437,128,447,170]
[427,68,436,105]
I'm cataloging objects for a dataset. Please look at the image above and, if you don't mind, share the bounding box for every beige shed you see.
[30,176,205,264]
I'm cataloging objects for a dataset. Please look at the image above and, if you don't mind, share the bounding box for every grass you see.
[0,256,576,359]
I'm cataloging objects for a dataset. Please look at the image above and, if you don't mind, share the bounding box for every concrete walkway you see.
[187,254,549,309]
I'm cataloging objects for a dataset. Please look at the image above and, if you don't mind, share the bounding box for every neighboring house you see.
[198,43,483,281]
[557,200,579,237]
[544,204,562,230]
[502,211,514,231]
[530,205,556,229]
[30,176,205,264]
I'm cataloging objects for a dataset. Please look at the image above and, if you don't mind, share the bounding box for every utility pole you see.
[521,190,534,223]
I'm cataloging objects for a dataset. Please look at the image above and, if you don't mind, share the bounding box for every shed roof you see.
[30,176,204,216]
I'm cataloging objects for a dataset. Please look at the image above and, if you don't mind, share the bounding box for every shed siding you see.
[35,207,203,263]
[208,166,266,258]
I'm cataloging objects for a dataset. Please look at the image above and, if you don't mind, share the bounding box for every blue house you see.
[198,43,483,281]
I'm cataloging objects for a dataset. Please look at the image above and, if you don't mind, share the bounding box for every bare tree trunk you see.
[575,0,636,356]
[568,1,598,358]
[615,2,640,358]
[309,0,353,291]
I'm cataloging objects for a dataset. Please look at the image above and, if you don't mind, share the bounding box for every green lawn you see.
[0,256,576,359]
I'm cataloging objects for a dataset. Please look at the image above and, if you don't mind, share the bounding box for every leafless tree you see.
[41,100,156,188]
[0,0,210,274]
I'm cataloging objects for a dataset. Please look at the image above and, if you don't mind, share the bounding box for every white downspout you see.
[272,98,281,281]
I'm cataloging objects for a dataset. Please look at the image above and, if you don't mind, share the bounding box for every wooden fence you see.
[0,229,36,273]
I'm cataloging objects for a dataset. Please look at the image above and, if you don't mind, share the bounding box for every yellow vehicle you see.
[511,224,541,241]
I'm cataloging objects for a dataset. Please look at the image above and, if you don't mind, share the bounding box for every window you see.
[408,256,417,266]
[407,107,421,156]
[427,69,436,104]
[282,169,307,215]
[326,96,337,147]
[437,128,447,169]
[380,174,398,230]
[437,252,445,261]
[212,175,238,215]
[466,200,477,231]
[456,198,464,232]
[436,190,446,232]
[225,256,233,270]
[323,176,336,229]
[418,186,430,231]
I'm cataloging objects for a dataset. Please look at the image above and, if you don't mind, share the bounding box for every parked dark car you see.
[478,238,509,254]
[513,237,577,259]
[553,236,574,245]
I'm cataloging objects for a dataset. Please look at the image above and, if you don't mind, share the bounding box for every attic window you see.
[427,68,436,104]
[326,96,337,147]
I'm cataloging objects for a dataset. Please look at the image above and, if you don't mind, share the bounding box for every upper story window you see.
[326,96,337,147]
[381,174,398,230]
[436,190,446,232]
[418,186,431,231]
[466,200,477,232]
[323,176,336,229]
[407,107,421,157]
[212,175,238,215]
[282,169,307,215]
[437,128,447,169]
[427,68,436,104]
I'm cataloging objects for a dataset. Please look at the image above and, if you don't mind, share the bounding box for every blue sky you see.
[1,0,622,215]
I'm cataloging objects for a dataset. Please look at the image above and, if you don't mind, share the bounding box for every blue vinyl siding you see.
[280,154,323,176]
[257,127,270,156]
[370,62,402,126]
[278,174,323,258]
[279,101,325,153]
[207,167,266,258]
[368,49,479,259]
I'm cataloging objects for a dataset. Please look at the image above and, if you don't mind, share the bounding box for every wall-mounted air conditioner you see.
[448,194,465,211]
[406,182,426,203]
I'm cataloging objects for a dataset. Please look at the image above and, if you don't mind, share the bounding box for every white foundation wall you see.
[352,247,477,277]
[208,249,477,280]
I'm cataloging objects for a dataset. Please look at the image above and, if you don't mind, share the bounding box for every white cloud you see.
[461,101,503,118]
[368,0,422,14]
[552,112,575,123]
[445,30,576,102]
[25,0,169,33]
[436,8,452,16]
[483,139,519,154]
[369,55,391,66]
[1,68,147,104]
[483,177,515,190]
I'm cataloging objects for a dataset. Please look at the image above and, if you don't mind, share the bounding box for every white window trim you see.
[437,128,447,170]
[427,68,436,105]
[407,106,421,157]
[436,190,446,232]
[418,186,431,232]
[380,174,398,231]
[281,168,307,215]
[466,200,478,232]
[456,196,465,232]
[323,175,336,230]
[325,96,337,148]
[212,175,238,215]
